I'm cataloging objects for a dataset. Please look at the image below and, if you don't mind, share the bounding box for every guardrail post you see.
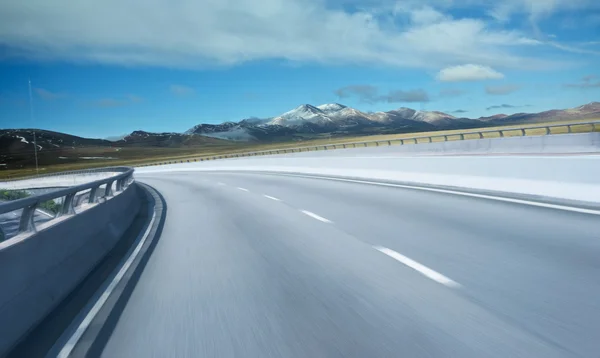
[459,134,465,140]
[400,139,404,145]
[567,125,572,133]
[353,143,357,148]
[499,131,504,137]
[478,132,483,139]
[105,181,114,197]
[61,193,75,215]
[375,142,379,147]
[89,186,98,203]
[388,140,392,146]
[343,144,346,149]
[428,137,432,143]
[443,135,448,141]
[116,179,124,192]
[592,123,597,131]
[19,203,37,233]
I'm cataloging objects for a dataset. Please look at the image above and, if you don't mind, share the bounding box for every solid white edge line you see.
[263,195,281,201]
[56,211,157,358]
[374,246,460,288]
[274,173,600,216]
[300,210,332,223]
[237,187,249,192]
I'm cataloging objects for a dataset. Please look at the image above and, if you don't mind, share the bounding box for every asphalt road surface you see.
[94,171,600,357]
[0,208,54,241]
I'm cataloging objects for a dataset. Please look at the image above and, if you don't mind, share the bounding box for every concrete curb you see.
[45,183,167,358]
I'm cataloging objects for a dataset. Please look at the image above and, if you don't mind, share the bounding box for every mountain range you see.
[1,102,599,166]
[184,102,600,142]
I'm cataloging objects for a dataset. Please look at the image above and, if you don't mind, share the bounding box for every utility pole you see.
[28,79,40,175]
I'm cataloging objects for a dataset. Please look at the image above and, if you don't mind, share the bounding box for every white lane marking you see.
[237,187,249,192]
[274,173,600,216]
[300,210,332,223]
[36,209,55,218]
[57,211,157,358]
[263,195,281,201]
[374,246,460,288]
[217,182,226,186]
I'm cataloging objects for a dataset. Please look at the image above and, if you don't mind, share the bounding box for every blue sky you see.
[0,0,599,138]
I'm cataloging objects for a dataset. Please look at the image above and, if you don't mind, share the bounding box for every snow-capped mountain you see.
[181,101,600,142]
[268,104,333,126]
[317,103,347,114]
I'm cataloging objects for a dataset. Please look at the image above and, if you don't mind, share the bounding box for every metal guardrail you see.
[0,167,134,241]
[0,166,131,183]
[138,120,600,166]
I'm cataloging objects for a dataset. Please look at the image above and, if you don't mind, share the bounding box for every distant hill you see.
[0,129,233,170]
[114,130,233,147]
[1,102,598,170]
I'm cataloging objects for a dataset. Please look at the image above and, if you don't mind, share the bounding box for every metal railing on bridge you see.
[0,167,134,241]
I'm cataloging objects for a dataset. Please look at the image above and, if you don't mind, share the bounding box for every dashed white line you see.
[272,173,600,216]
[263,195,281,201]
[374,246,460,288]
[237,187,249,192]
[300,210,332,223]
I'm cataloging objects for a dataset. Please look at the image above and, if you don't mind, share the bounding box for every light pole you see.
[28,79,40,175]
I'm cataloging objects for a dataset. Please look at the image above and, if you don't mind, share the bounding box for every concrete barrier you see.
[136,134,600,205]
[0,183,142,355]
[254,133,600,158]
[378,132,600,155]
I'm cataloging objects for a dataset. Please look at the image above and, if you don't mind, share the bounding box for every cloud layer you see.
[437,64,504,82]
[486,103,530,110]
[90,94,143,108]
[170,85,196,96]
[564,75,600,88]
[485,84,521,95]
[35,88,67,101]
[0,0,575,70]
[335,85,429,103]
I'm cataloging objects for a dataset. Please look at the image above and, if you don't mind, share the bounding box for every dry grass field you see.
[2,118,598,179]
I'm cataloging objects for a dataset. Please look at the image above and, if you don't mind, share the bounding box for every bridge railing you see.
[0,166,132,182]
[138,120,600,166]
[0,167,134,241]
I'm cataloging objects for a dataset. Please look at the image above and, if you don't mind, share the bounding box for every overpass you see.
[1,132,600,357]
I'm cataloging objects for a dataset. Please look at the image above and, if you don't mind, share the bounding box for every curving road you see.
[93,171,600,357]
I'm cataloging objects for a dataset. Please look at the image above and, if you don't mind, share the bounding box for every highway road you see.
[0,208,54,240]
[90,171,600,357]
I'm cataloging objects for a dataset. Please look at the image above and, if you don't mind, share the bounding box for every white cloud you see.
[170,85,195,96]
[485,84,521,95]
[489,0,596,22]
[34,88,68,100]
[0,0,573,70]
[437,64,505,82]
[408,6,447,25]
